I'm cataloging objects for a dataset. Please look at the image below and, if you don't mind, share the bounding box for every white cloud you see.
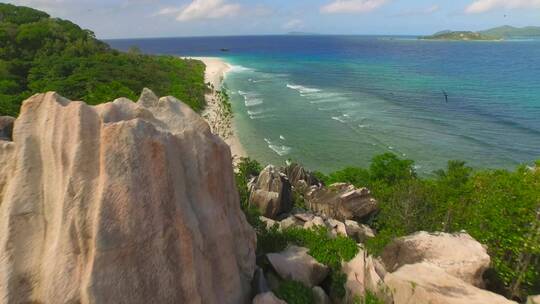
[282,19,303,30]
[321,0,389,14]
[156,0,242,21]
[465,0,540,13]
[394,4,439,17]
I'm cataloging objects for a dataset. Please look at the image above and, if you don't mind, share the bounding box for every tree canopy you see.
[0,3,206,116]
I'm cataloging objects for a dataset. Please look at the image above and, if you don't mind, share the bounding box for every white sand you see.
[188,57,247,162]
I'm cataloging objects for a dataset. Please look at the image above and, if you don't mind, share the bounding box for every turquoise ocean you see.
[108,36,540,173]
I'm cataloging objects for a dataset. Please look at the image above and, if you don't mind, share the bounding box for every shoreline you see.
[188,56,247,163]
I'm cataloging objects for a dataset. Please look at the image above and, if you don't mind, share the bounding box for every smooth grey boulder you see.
[312,286,331,304]
[306,183,378,221]
[267,246,329,287]
[345,220,375,243]
[249,165,293,219]
[381,231,490,287]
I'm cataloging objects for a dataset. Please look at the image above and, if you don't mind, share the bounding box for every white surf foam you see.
[264,138,292,156]
[287,83,322,94]
[238,90,264,107]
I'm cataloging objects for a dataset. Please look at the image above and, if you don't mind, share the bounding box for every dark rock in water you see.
[252,267,270,295]
[249,165,293,219]
[306,183,378,221]
[0,116,15,141]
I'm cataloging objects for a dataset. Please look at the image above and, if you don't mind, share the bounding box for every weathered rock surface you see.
[249,165,293,218]
[0,90,256,304]
[528,295,540,304]
[252,292,287,304]
[282,163,321,191]
[267,245,329,287]
[385,263,518,304]
[326,218,348,237]
[306,183,378,221]
[345,220,375,243]
[381,231,490,287]
[0,116,15,141]
[342,248,389,303]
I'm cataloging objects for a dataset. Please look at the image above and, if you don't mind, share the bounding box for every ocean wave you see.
[229,64,254,73]
[238,90,264,107]
[264,138,292,156]
[332,116,347,123]
[279,135,286,140]
[287,83,321,94]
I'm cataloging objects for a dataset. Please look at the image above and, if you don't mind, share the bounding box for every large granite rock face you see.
[306,183,378,221]
[528,295,540,304]
[282,163,320,191]
[385,263,518,304]
[0,90,256,304]
[381,231,490,287]
[0,116,15,141]
[249,165,293,218]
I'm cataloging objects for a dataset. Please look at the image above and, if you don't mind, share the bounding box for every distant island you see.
[421,25,540,41]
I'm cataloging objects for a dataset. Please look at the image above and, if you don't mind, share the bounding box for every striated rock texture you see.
[249,165,292,218]
[381,231,490,287]
[0,116,15,141]
[0,90,256,304]
[306,183,378,221]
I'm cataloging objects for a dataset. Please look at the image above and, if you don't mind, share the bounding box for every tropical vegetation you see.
[0,3,206,116]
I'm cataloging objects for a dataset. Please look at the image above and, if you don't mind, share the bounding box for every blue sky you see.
[4,0,540,38]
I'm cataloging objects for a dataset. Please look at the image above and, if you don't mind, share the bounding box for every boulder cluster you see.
[247,163,521,304]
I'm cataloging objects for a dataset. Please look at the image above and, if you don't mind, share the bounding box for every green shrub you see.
[354,291,385,304]
[275,280,314,304]
[325,154,540,298]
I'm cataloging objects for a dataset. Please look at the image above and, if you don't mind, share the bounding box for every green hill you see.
[421,31,500,41]
[0,3,206,116]
[480,25,540,38]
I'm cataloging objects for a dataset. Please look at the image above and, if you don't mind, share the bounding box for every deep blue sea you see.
[107,35,540,173]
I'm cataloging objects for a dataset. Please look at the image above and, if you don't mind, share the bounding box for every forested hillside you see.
[0,3,206,116]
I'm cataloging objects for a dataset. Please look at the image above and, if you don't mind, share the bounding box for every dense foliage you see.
[317,153,540,299]
[0,3,206,116]
[274,280,314,304]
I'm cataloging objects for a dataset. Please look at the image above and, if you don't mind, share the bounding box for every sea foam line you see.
[287,83,322,94]
[264,138,292,156]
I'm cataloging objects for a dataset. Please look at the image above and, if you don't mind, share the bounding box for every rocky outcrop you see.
[0,116,15,141]
[249,165,293,218]
[528,295,540,304]
[381,231,490,287]
[345,220,375,243]
[385,263,518,304]
[283,163,321,191]
[306,183,378,221]
[267,245,329,287]
[342,249,389,303]
[0,90,256,304]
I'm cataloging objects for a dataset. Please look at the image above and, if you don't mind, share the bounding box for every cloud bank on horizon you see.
[4,0,540,38]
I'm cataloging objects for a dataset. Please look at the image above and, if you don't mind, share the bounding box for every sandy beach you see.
[189,57,247,162]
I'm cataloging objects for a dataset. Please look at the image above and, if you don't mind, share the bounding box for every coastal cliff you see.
[0,90,256,304]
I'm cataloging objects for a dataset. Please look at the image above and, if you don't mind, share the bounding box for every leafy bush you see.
[275,280,314,304]
[354,291,385,304]
[0,3,206,116]
[325,153,540,299]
